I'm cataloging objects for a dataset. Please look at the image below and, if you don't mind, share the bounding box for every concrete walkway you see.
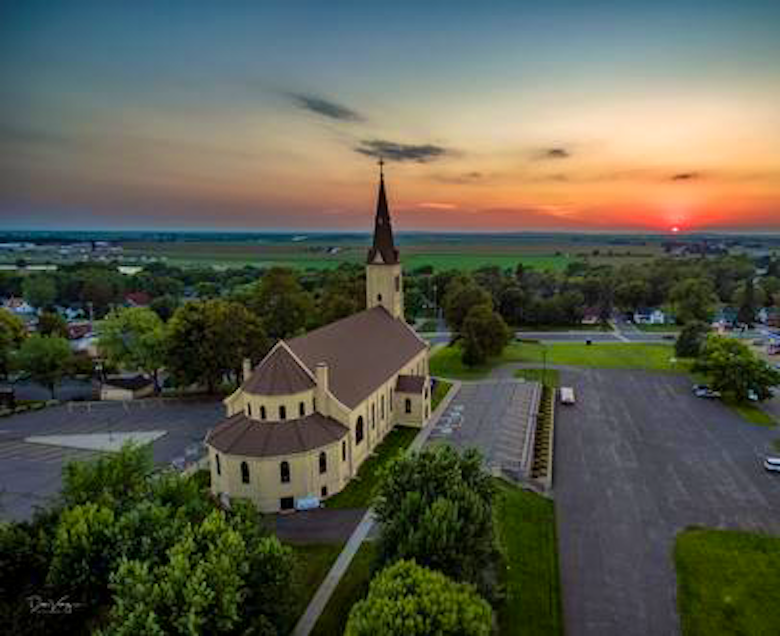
[291,379,462,636]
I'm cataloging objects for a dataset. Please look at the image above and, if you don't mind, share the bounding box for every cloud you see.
[355,139,449,163]
[670,172,700,181]
[287,93,363,122]
[430,171,484,184]
[540,147,571,160]
[417,202,457,210]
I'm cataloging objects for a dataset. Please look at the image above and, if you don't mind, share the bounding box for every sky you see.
[1,0,779,233]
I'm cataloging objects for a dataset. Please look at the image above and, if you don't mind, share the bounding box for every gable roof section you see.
[207,412,348,458]
[242,342,315,396]
[396,375,426,393]
[287,306,426,408]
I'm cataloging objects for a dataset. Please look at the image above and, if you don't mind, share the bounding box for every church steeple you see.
[365,161,404,319]
[367,159,399,265]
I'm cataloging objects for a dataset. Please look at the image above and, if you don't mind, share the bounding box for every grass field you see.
[494,479,563,636]
[431,379,453,411]
[324,426,418,508]
[675,528,780,636]
[291,543,343,622]
[726,401,777,427]
[430,342,684,380]
[311,542,376,636]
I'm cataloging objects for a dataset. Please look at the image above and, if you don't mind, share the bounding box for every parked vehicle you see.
[692,384,721,399]
[764,456,780,473]
[560,387,576,405]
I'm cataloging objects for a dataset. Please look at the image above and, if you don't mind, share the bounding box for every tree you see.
[345,560,492,636]
[166,300,267,393]
[37,311,68,338]
[737,278,757,327]
[0,309,26,378]
[15,335,72,398]
[22,275,56,309]
[248,268,314,341]
[442,277,492,333]
[149,295,180,321]
[695,335,780,402]
[373,446,495,590]
[460,305,510,367]
[498,285,524,325]
[669,278,716,324]
[675,321,710,358]
[99,307,167,391]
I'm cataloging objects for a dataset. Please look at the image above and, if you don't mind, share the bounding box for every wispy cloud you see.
[287,93,364,122]
[538,147,571,160]
[355,139,450,163]
[417,202,457,210]
[670,172,700,181]
[430,171,484,184]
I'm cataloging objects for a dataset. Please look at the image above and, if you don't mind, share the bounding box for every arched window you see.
[279,405,287,420]
[280,461,290,483]
[371,403,376,425]
[247,403,252,417]
[313,397,316,412]
[241,461,250,484]
[342,440,346,461]
[395,275,400,291]
[405,398,412,414]
[319,451,327,474]
[299,401,305,417]
[390,388,394,411]
[356,417,364,444]
[381,396,385,420]
[260,405,266,420]
[215,453,221,475]
[377,293,382,302]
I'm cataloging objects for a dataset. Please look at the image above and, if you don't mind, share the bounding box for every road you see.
[553,367,780,636]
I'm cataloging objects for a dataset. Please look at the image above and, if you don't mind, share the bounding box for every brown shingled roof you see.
[242,343,315,396]
[396,374,426,393]
[206,412,348,458]
[287,306,426,408]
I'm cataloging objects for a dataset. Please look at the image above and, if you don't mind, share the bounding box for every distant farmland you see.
[120,239,664,271]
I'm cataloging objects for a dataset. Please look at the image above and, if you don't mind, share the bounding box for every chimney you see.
[242,358,252,383]
[315,362,329,415]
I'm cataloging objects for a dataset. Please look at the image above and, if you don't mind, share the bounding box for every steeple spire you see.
[367,159,399,265]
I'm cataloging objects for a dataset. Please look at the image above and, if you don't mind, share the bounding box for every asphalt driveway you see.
[553,368,780,636]
[0,398,222,521]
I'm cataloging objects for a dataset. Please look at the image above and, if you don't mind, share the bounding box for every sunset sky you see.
[1,1,779,232]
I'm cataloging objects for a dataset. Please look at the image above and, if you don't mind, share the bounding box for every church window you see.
[247,403,252,417]
[280,496,294,510]
[215,453,221,475]
[395,275,400,291]
[405,398,412,414]
[356,417,364,444]
[279,405,287,420]
[390,388,394,411]
[381,396,385,419]
[342,440,346,461]
[260,405,266,420]
[319,452,327,474]
[299,401,305,417]
[241,461,250,484]
[377,293,382,302]
[321,486,328,498]
[280,461,290,483]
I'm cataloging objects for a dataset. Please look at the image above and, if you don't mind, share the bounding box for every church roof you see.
[207,412,348,458]
[366,170,399,265]
[242,343,315,396]
[395,374,426,393]
[287,306,426,408]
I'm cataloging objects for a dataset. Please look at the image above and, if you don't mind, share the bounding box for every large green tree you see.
[695,335,780,402]
[0,309,26,378]
[15,335,72,398]
[669,278,717,324]
[22,275,56,309]
[675,321,710,358]
[37,311,68,338]
[442,277,492,334]
[461,304,511,367]
[345,560,492,636]
[373,446,496,590]
[99,307,167,390]
[166,300,267,393]
[248,268,314,341]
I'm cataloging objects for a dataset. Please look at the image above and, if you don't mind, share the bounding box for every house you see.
[3,297,35,316]
[713,307,739,328]
[633,307,670,325]
[124,291,151,308]
[205,168,431,513]
[66,321,93,340]
[100,375,155,401]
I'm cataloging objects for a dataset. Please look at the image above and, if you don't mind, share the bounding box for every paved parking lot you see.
[430,378,541,476]
[0,399,222,521]
[554,367,780,636]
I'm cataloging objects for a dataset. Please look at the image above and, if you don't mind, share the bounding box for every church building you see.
[206,168,431,512]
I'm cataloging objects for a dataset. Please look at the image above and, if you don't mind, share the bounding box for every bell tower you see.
[366,160,403,320]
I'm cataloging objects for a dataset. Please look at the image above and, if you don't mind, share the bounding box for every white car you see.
[764,456,780,473]
[559,387,576,405]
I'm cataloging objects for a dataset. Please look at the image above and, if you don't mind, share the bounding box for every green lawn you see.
[675,528,780,636]
[726,401,777,428]
[431,379,453,411]
[514,368,561,388]
[431,342,685,380]
[311,542,376,636]
[324,427,418,508]
[290,543,344,621]
[494,480,563,636]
